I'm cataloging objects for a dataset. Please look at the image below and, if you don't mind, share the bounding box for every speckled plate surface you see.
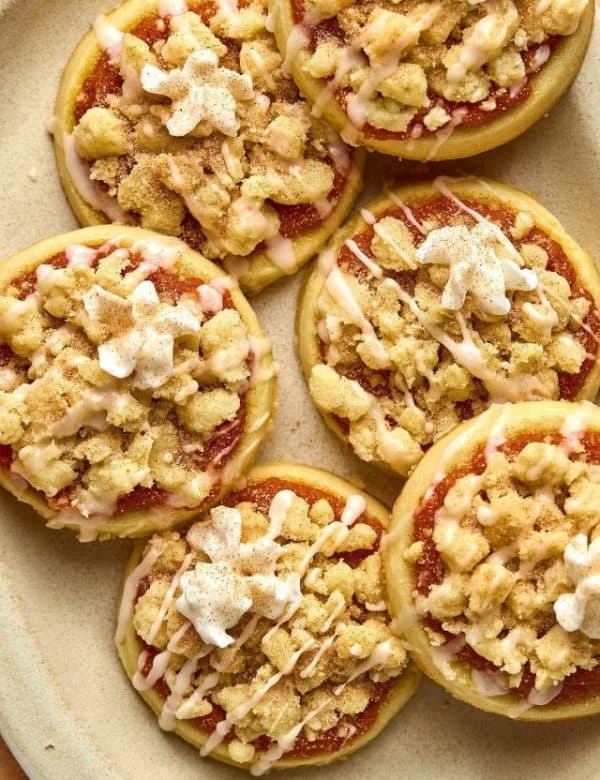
[1,2,600,778]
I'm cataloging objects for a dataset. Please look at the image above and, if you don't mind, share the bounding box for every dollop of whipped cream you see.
[416,222,538,316]
[554,534,600,639]
[141,48,254,137]
[83,280,200,389]
[176,505,301,648]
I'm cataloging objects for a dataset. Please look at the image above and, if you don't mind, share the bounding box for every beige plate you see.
[1,1,600,778]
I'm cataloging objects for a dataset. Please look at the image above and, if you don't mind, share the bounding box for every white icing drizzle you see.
[426,107,468,161]
[334,640,393,695]
[116,541,167,643]
[345,239,383,278]
[315,197,333,219]
[509,78,527,99]
[147,553,194,645]
[531,43,551,71]
[213,614,261,674]
[471,669,509,697]
[158,0,188,16]
[372,219,418,270]
[365,600,387,612]
[434,176,489,222]
[131,238,179,275]
[166,159,223,251]
[386,191,427,235]
[446,2,516,83]
[63,134,128,223]
[159,648,212,730]
[176,670,221,721]
[262,493,366,643]
[345,3,441,130]
[429,634,465,680]
[93,14,124,65]
[320,596,347,634]
[484,404,512,461]
[266,489,295,540]
[196,277,234,315]
[321,256,390,368]
[0,368,16,392]
[304,566,322,588]
[266,235,296,272]
[299,622,345,679]
[508,681,563,718]
[49,388,134,438]
[65,244,98,267]
[134,620,190,691]
[392,282,544,402]
[560,400,596,454]
[249,698,332,775]
[133,648,171,691]
[282,24,311,75]
[311,44,365,124]
[544,285,600,347]
[200,638,316,756]
[360,209,376,226]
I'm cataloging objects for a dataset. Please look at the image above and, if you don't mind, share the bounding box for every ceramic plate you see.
[1,1,600,778]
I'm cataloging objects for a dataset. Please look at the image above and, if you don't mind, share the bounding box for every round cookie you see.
[272,0,594,159]
[386,400,600,720]
[0,226,276,539]
[53,0,364,295]
[298,176,600,476]
[116,462,421,771]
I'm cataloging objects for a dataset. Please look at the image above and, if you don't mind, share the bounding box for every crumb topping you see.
[307,180,598,476]
[292,0,588,136]
[69,1,352,267]
[125,483,406,772]
[0,240,271,526]
[412,428,600,699]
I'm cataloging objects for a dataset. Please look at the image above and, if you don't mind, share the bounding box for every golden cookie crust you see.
[271,0,594,160]
[117,461,421,770]
[385,400,600,721]
[0,225,276,539]
[52,0,364,295]
[297,177,600,476]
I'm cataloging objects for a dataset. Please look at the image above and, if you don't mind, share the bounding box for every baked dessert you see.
[52,0,364,295]
[298,177,600,477]
[272,0,594,160]
[0,226,275,540]
[116,462,420,771]
[386,400,600,720]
